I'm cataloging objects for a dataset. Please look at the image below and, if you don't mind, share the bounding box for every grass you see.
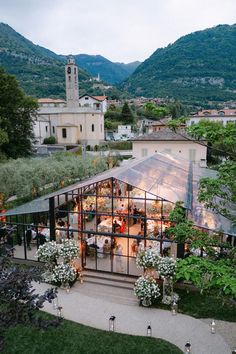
[153,288,236,322]
[2,314,182,354]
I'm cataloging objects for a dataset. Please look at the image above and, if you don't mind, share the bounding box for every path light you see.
[211,319,216,334]
[66,283,70,294]
[52,296,58,310]
[109,316,116,331]
[184,341,191,353]
[171,300,178,315]
[146,324,152,337]
[57,306,63,319]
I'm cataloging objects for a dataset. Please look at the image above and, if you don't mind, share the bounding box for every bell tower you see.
[65,56,79,107]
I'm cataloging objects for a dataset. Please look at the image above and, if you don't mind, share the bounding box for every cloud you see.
[0,0,235,62]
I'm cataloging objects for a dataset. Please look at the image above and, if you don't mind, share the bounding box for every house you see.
[132,128,207,165]
[113,125,134,141]
[147,118,186,134]
[34,57,105,147]
[79,94,107,113]
[188,109,236,126]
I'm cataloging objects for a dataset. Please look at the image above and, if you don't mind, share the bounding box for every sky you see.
[0,0,236,63]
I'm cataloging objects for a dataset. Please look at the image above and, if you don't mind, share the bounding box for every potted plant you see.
[134,275,160,306]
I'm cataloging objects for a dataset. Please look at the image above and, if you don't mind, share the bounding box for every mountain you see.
[121,24,236,105]
[72,54,140,84]
[0,23,97,98]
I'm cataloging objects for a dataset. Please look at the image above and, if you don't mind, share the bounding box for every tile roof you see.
[196,109,236,117]
[38,98,66,103]
[132,128,196,141]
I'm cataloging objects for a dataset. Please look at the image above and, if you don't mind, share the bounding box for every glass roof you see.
[1,152,235,236]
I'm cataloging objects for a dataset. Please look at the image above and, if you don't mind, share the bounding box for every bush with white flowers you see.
[156,256,176,278]
[36,241,59,264]
[51,263,77,286]
[134,275,161,302]
[58,239,79,263]
[136,248,160,269]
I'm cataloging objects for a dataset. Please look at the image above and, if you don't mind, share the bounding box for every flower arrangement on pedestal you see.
[156,257,177,305]
[58,239,79,263]
[35,240,80,288]
[36,241,59,266]
[136,248,160,270]
[156,256,176,278]
[134,275,160,306]
[51,263,77,287]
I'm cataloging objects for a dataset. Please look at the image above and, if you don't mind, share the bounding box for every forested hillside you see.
[121,24,236,105]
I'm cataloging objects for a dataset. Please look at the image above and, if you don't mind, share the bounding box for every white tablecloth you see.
[97,218,122,232]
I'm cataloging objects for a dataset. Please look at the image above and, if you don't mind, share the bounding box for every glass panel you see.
[96,235,112,271]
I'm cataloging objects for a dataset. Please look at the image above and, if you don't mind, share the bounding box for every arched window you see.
[80,125,82,132]
[92,124,95,132]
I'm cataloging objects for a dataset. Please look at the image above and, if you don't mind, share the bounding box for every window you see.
[80,125,82,132]
[62,128,67,138]
[68,76,71,81]
[85,97,89,100]
[74,68,76,74]
[92,124,95,132]
[52,126,55,134]
[141,148,148,157]
[45,126,48,132]
[101,124,102,132]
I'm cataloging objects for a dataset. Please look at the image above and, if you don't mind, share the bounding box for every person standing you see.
[25,226,32,250]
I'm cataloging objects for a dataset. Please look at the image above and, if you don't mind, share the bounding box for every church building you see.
[34,57,105,146]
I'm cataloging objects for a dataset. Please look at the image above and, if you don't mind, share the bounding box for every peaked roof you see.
[1,152,235,236]
[79,94,107,102]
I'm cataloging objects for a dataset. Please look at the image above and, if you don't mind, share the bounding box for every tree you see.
[121,102,134,124]
[0,67,38,159]
[168,100,186,119]
[138,102,169,120]
[187,120,236,224]
[0,257,59,350]
[168,119,236,225]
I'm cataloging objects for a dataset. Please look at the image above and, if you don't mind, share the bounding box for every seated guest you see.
[112,219,120,233]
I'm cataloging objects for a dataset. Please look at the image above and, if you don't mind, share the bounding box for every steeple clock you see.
[65,56,79,107]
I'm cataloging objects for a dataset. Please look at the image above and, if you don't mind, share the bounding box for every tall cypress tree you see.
[121,102,134,124]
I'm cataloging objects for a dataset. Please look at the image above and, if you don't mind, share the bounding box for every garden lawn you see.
[153,288,236,322]
[2,314,182,354]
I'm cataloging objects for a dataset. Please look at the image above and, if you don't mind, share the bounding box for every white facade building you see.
[188,109,236,126]
[34,57,105,146]
[132,128,207,166]
[113,125,134,140]
[79,94,107,113]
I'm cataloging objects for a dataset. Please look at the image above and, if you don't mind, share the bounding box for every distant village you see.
[34,56,236,167]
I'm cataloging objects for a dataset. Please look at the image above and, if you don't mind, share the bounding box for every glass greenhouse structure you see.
[0,152,235,276]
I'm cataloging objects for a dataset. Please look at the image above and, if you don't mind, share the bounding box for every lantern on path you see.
[109,315,116,331]
[146,324,152,337]
[184,341,191,353]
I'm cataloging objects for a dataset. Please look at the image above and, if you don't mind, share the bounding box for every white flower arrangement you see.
[136,248,160,269]
[35,241,59,263]
[58,239,79,263]
[51,263,77,285]
[157,256,176,278]
[134,275,161,301]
